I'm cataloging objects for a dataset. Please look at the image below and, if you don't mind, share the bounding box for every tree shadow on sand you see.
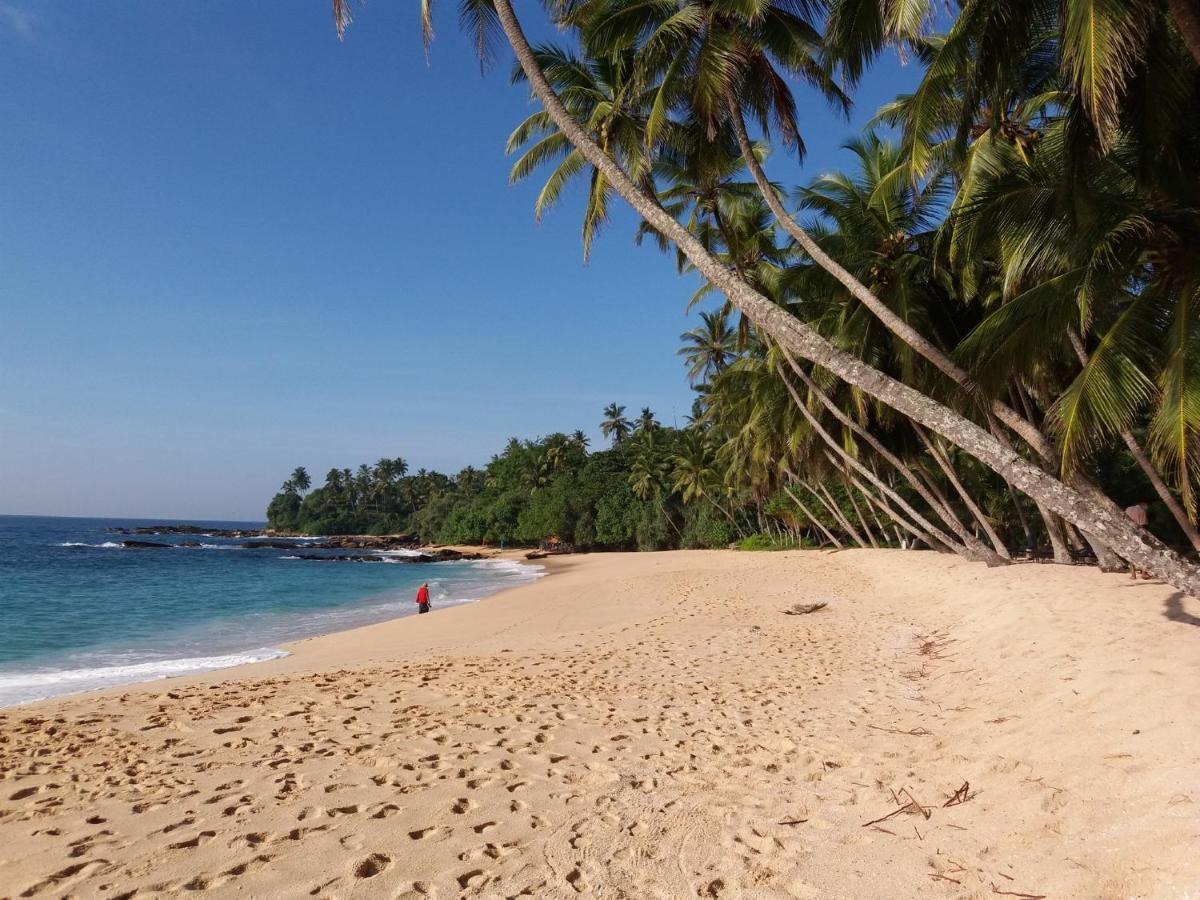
[1164,592,1200,627]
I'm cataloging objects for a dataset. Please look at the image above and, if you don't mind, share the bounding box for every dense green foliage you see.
[266,426,740,550]
[323,0,1200,570]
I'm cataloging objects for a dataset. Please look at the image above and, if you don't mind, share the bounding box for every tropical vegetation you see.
[322,0,1200,591]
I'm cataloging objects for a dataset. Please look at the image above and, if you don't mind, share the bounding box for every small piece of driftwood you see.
[784,602,828,615]
[943,781,972,807]
[990,884,1046,899]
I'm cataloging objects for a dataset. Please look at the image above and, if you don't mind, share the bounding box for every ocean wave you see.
[58,541,124,548]
[279,555,301,560]
[471,559,547,577]
[0,649,290,707]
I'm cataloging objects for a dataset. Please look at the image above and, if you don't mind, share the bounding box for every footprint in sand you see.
[168,829,216,850]
[353,852,392,879]
[408,825,452,842]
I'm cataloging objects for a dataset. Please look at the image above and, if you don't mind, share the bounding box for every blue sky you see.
[0,2,919,520]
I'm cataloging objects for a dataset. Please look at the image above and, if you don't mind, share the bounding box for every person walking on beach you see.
[1125,502,1151,579]
[415,582,431,614]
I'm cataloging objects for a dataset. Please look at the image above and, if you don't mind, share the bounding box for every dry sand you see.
[1,549,1198,899]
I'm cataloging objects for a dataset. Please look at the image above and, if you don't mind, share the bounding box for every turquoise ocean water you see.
[0,515,543,707]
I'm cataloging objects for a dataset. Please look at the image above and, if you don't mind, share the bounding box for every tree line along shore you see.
[303,0,1200,589]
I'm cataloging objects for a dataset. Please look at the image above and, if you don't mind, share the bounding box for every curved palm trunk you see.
[985,417,1073,563]
[844,482,879,547]
[490,0,1200,596]
[1066,329,1200,553]
[799,476,867,548]
[816,482,868,548]
[776,361,977,559]
[783,483,843,548]
[851,474,935,550]
[915,428,1011,558]
[916,467,973,536]
[780,346,1008,564]
[726,93,1133,567]
[823,447,963,554]
[1004,479,1036,553]
[725,96,1046,454]
[859,475,894,546]
[1121,431,1200,553]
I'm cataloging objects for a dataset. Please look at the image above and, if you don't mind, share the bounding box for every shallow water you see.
[0,515,543,706]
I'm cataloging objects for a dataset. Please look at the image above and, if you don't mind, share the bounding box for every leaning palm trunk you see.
[859,474,894,546]
[782,484,842,548]
[916,467,974,539]
[776,362,977,559]
[486,0,1200,596]
[851,473,935,550]
[915,428,1011,558]
[725,93,1131,567]
[823,447,962,554]
[795,474,867,547]
[1065,329,1200,553]
[816,481,868,548]
[843,479,879,547]
[985,418,1073,563]
[1120,431,1200,553]
[780,346,1007,564]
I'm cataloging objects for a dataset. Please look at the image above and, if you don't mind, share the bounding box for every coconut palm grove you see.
[268,0,1200,584]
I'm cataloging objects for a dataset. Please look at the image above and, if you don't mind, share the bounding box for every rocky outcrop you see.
[121,540,173,549]
[110,525,264,538]
[288,548,484,564]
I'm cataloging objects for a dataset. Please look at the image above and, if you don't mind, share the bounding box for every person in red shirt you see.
[415,582,431,614]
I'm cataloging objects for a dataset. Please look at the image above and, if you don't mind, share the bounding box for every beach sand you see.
[1,549,1198,898]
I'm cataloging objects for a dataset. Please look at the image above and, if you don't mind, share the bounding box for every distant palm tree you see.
[600,403,632,446]
[636,407,659,432]
[571,429,590,451]
[290,467,311,493]
[678,310,738,385]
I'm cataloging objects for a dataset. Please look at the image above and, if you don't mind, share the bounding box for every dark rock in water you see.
[289,549,484,564]
[121,540,173,549]
[292,554,393,563]
[319,535,423,551]
[178,541,203,548]
[110,525,265,538]
[241,540,319,550]
[425,549,484,562]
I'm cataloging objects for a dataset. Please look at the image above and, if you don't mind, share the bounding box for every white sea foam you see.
[279,555,301,560]
[58,541,124,548]
[0,649,290,707]
[472,558,547,577]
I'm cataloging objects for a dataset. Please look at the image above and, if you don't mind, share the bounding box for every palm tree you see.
[289,467,311,493]
[507,43,657,261]
[570,429,590,450]
[600,403,632,445]
[678,310,738,385]
[333,0,1200,594]
[636,406,658,432]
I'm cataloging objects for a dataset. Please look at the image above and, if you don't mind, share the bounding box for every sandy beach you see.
[1,549,1198,898]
